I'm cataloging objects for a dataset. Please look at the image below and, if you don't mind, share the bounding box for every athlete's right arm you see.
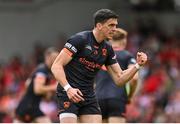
[51,48,84,103]
[51,49,72,88]
[34,73,56,95]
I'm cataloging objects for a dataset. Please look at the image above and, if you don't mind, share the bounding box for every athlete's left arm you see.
[127,64,138,100]
[106,52,147,87]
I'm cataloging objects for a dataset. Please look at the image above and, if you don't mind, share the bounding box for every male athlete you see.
[14,47,59,123]
[51,9,147,123]
[95,28,138,123]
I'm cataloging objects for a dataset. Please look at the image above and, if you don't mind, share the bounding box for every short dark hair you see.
[93,9,118,26]
[44,47,59,57]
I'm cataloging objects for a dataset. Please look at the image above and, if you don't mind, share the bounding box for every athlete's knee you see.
[13,118,23,123]
[34,116,52,123]
[59,113,77,123]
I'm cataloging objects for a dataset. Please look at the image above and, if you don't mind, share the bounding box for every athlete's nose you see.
[112,27,117,33]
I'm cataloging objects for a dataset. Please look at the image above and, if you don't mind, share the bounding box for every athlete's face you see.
[45,52,59,68]
[99,18,118,39]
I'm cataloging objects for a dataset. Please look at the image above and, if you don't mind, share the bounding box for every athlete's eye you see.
[108,24,116,29]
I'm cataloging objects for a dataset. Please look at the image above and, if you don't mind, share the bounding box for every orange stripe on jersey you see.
[34,73,46,83]
[101,65,107,71]
[62,48,73,57]
[36,76,46,80]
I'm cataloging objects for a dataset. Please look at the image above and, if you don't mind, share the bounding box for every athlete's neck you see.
[92,29,105,43]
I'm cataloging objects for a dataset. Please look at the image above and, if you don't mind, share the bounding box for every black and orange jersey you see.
[57,31,117,99]
[95,50,136,102]
[15,63,52,121]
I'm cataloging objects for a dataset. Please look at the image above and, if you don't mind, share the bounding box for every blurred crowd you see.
[0,18,179,123]
[126,18,180,122]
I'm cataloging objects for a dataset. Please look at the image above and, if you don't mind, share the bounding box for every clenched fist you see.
[136,52,147,66]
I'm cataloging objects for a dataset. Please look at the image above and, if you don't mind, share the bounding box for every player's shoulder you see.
[35,63,48,74]
[121,50,133,56]
[120,50,136,63]
[70,31,91,40]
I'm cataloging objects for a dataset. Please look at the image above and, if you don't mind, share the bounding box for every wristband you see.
[135,63,141,70]
[64,83,72,91]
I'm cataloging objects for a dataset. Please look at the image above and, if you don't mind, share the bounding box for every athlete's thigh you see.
[57,92,79,123]
[79,99,102,123]
[108,116,126,123]
[79,114,102,123]
[79,98,101,115]
[34,116,51,123]
[107,98,126,117]
[98,99,108,119]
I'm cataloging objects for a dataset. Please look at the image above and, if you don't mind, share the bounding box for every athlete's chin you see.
[107,35,113,40]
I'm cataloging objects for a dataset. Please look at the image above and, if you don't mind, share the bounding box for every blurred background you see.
[0,0,179,122]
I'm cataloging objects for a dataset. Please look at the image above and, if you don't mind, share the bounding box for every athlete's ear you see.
[96,23,103,30]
